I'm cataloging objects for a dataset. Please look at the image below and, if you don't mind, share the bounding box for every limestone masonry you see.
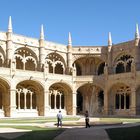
[0,16,139,117]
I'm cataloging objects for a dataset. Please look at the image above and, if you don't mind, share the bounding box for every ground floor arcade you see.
[0,78,139,117]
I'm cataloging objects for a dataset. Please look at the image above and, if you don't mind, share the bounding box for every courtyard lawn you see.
[100,118,140,123]
[106,125,140,140]
[0,126,65,140]
[0,116,80,123]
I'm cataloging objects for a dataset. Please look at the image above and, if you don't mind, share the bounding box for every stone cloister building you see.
[0,17,140,117]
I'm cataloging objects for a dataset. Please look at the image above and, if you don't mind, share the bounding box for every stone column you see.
[124,93,126,110]
[59,94,62,110]
[104,89,109,115]
[72,92,77,116]
[131,87,136,115]
[54,90,57,109]
[18,93,20,110]
[24,92,27,109]
[44,88,50,116]
[9,89,17,117]
[30,92,32,109]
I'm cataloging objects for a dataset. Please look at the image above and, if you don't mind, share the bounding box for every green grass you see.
[106,125,140,140]
[0,126,65,140]
[100,118,140,123]
[0,117,80,123]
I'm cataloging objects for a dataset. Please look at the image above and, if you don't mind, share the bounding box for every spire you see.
[108,32,112,46]
[68,32,72,46]
[135,23,139,39]
[40,24,44,40]
[8,16,12,32]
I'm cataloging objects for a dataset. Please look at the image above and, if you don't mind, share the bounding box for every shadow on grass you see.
[0,128,65,140]
[106,125,140,140]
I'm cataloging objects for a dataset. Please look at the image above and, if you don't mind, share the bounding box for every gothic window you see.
[14,48,37,71]
[115,55,133,74]
[16,88,37,110]
[115,87,130,109]
[50,90,65,110]
[45,53,65,74]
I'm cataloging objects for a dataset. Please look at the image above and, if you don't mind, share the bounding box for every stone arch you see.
[108,83,131,116]
[73,56,105,76]
[16,80,44,117]
[113,53,134,74]
[0,78,10,117]
[49,82,72,115]
[77,83,104,116]
[14,47,38,71]
[45,52,66,74]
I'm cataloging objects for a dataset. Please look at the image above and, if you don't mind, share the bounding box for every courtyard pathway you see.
[53,122,140,140]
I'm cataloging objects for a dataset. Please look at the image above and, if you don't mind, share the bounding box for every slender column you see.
[9,89,17,117]
[59,94,62,109]
[72,92,77,115]
[18,93,20,110]
[30,92,32,109]
[54,90,57,109]
[24,93,26,109]
[104,89,109,115]
[44,88,50,116]
[131,87,136,115]
[23,62,25,70]
[124,93,126,109]
[52,62,55,74]
[49,93,51,107]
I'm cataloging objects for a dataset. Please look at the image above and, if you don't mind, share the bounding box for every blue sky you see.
[0,0,139,46]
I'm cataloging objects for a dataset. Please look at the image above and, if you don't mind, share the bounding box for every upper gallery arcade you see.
[0,16,140,117]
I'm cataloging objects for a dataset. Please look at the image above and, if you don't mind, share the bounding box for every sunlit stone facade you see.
[0,17,139,117]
